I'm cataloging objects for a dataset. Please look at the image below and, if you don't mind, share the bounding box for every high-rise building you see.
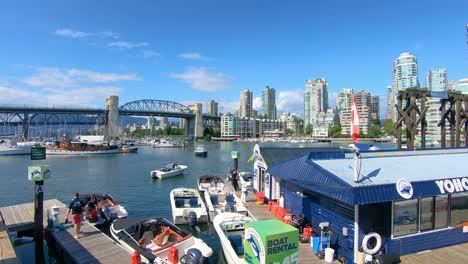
[239,89,253,118]
[354,90,372,134]
[304,78,328,127]
[391,52,419,120]
[206,100,218,116]
[425,69,449,141]
[426,68,448,92]
[371,96,380,121]
[336,88,353,135]
[262,86,277,120]
[386,86,393,120]
[454,79,468,94]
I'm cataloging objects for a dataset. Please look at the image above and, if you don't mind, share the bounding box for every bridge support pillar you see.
[21,113,29,141]
[185,118,195,140]
[105,96,120,140]
[193,103,203,139]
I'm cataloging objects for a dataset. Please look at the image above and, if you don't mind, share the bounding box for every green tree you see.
[305,124,313,135]
[213,129,221,137]
[295,118,304,135]
[367,124,382,138]
[285,128,294,136]
[164,125,172,136]
[330,124,342,138]
[383,119,396,136]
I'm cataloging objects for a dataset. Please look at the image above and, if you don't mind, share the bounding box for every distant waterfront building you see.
[206,100,218,116]
[391,52,419,120]
[354,90,372,134]
[426,69,449,141]
[221,115,285,138]
[239,89,253,118]
[313,109,335,138]
[278,112,297,133]
[386,86,393,120]
[371,96,380,121]
[426,68,448,92]
[262,86,277,120]
[304,78,328,127]
[336,88,353,135]
[454,79,468,94]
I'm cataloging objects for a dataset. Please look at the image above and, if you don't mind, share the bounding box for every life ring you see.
[362,232,382,255]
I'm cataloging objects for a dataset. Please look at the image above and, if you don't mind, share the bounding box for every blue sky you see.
[0,0,467,117]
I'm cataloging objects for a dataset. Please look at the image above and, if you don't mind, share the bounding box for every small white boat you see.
[170,188,208,226]
[121,144,138,153]
[194,145,208,157]
[153,139,181,148]
[238,171,253,189]
[204,188,248,221]
[151,164,188,179]
[213,212,254,264]
[0,139,31,155]
[111,218,213,264]
[197,175,225,193]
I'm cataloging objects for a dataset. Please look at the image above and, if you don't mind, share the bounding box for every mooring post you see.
[34,180,45,264]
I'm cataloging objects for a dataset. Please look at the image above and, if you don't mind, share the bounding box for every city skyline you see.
[0,1,467,118]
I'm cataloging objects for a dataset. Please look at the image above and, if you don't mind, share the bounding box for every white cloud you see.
[178,53,210,60]
[0,85,121,107]
[23,67,138,87]
[54,28,119,39]
[277,89,304,116]
[54,28,91,39]
[253,96,262,111]
[108,41,149,49]
[216,98,239,114]
[142,50,160,58]
[169,67,231,92]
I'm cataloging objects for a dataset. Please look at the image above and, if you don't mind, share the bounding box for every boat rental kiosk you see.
[251,145,468,263]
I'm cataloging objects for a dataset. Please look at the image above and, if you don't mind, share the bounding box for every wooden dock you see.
[401,242,468,264]
[0,213,20,264]
[0,199,130,264]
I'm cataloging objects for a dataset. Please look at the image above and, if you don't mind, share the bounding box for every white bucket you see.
[324,248,335,263]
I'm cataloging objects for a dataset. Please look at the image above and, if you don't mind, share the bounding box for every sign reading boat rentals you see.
[435,177,468,194]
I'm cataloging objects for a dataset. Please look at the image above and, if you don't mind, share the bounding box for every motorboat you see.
[110,218,213,264]
[153,139,181,148]
[204,188,248,221]
[0,139,31,155]
[213,212,254,264]
[238,171,253,189]
[121,144,138,153]
[170,188,208,226]
[197,175,225,193]
[151,164,188,179]
[194,145,208,157]
[46,141,119,155]
[79,193,128,225]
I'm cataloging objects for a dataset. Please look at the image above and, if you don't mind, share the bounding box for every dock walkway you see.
[0,199,130,264]
[0,213,20,264]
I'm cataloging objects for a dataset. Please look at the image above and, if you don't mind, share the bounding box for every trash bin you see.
[311,236,320,253]
[324,248,334,263]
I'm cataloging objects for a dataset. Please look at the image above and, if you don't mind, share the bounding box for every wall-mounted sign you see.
[396,179,413,199]
[435,177,468,194]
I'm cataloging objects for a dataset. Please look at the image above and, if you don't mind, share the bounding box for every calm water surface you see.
[0,141,393,263]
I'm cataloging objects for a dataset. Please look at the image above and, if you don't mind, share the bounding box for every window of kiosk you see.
[393,199,418,237]
[450,192,468,226]
[434,195,448,229]
[420,197,434,231]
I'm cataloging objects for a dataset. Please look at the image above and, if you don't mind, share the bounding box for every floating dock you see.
[0,213,19,264]
[0,199,130,264]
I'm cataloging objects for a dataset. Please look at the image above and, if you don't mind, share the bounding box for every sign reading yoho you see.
[435,177,468,194]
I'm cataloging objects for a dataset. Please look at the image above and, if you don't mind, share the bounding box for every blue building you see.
[250,145,468,263]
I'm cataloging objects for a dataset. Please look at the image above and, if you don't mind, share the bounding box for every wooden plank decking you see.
[0,214,20,264]
[0,199,130,264]
[401,242,468,264]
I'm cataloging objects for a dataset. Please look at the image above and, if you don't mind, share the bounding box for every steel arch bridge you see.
[119,99,194,118]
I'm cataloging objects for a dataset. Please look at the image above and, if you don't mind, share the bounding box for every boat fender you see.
[362,232,382,255]
[131,250,141,264]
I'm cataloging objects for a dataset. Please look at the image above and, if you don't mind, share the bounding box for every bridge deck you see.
[0,199,130,264]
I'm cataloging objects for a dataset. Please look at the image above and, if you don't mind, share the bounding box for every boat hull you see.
[213,213,252,264]
[151,165,188,179]
[46,148,120,155]
[0,146,31,155]
[170,188,209,225]
[195,151,208,157]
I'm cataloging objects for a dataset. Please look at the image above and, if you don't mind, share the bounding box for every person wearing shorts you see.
[66,192,85,239]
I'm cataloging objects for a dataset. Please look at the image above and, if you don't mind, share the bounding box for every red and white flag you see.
[350,96,360,143]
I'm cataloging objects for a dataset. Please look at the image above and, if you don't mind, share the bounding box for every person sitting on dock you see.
[66,192,85,239]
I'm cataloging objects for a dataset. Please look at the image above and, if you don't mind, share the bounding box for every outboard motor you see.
[188,211,198,229]
[185,248,203,264]
[224,202,236,212]
[101,205,112,222]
